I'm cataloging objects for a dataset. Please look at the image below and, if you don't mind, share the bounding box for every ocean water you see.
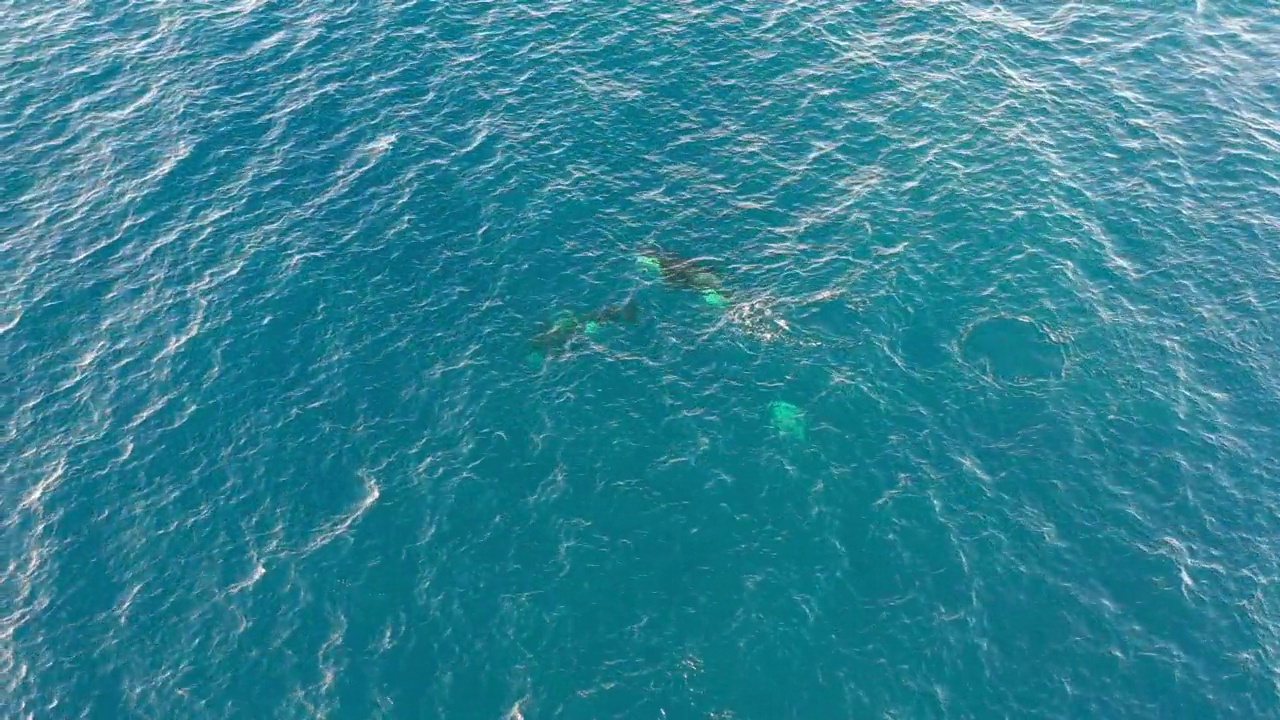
[5,1,1280,718]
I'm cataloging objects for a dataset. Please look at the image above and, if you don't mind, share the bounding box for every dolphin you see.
[636,248,731,307]
[528,300,640,357]
[635,248,722,291]
[582,300,639,325]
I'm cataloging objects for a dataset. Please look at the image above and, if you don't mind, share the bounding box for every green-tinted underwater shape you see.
[635,254,663,274]
[702,290,729,308]
[769,400,807,441]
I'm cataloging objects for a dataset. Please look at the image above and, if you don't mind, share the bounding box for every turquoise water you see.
[6,1,1280,717]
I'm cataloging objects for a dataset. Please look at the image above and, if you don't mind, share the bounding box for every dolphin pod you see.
[529,248,728,359]
[527,250,809,443]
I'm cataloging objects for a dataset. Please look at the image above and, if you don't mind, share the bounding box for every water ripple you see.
[4,0,1280,718]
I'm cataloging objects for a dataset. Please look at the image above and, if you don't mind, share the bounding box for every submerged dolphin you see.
[529,300,639,358]
[770,400,807,441]
[635,249,729,306]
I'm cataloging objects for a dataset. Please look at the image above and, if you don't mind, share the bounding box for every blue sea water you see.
[5,1,1280,718]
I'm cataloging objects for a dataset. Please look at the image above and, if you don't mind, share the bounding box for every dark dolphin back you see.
[618,300,639,323]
